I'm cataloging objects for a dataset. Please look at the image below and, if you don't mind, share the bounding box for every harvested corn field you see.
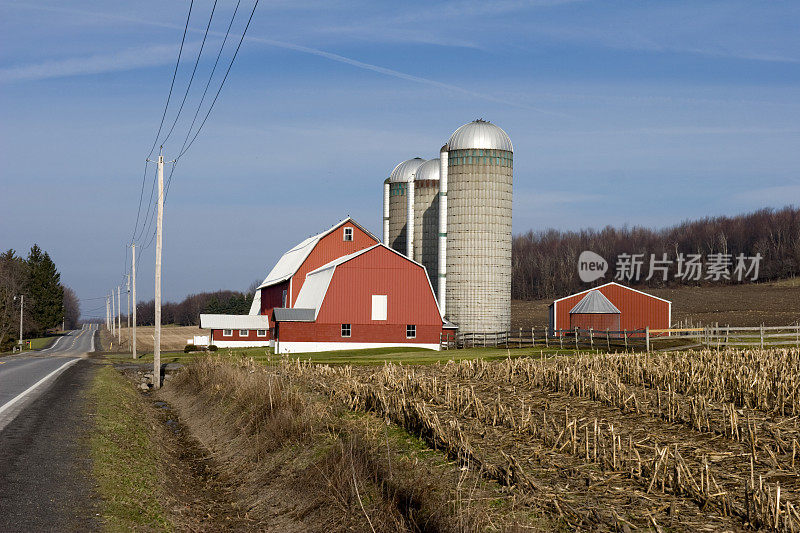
[273,348,800,531]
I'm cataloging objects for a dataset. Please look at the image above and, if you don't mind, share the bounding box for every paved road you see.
[0,324,96,432]
[0,324,100,532]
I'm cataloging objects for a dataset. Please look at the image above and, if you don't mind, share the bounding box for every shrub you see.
[208,344,218,351]
[184,344,198,353]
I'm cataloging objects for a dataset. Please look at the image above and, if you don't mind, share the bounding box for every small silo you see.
[411,158,440,292]
[385,157,425,254]
[440,120,513,334]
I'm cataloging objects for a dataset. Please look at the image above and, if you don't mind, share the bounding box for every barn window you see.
[222,329,232,337]
[371,295,387,321]
[257,329,267,337]
[406,325,416,339]
[341,324,351,337]
[343,227,353,241]
[282,290,287,306]
[239,329,249,336]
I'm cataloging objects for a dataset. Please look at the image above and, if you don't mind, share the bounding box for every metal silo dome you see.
[447,119,513,152]
[414,158,440,181]
[389,157,425,182]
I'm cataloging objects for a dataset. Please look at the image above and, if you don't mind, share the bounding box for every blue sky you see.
[1,0,798,317]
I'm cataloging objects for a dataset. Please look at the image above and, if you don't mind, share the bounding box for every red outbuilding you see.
[249,217,380,340]
[271,243,451,353]
[549,282,671,334]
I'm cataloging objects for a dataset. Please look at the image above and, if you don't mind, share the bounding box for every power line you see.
[147,0,194,158]
[174,0,242,161]
[177,0,260,160]
[130,0,194,244]
[160,0,219,147]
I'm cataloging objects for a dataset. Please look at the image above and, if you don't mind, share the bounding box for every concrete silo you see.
[439,120,513,334]
[409,158,440,293]
[384,157,425,254]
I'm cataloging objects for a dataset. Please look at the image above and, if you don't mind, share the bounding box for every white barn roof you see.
[255,217,378,291]
[200,314,269,329]
[569,291,620,314]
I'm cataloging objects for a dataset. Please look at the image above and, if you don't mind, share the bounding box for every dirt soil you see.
[512,279,800,329]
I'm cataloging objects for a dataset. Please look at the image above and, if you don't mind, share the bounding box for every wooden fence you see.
[440,324,800,351]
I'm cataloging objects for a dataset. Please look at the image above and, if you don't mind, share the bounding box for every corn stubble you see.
[171,348,800,531]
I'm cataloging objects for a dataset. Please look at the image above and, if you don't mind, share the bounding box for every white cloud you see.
[0,42,202,83]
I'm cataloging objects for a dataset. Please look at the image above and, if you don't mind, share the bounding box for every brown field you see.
[163,348,800,530]
[512,279,800,329]
[299,347,800,530]
[114,325,205,352]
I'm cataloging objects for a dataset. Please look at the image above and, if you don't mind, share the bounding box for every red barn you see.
[550,282,670,334]
[249,217,379,340]
[271,243,450,353]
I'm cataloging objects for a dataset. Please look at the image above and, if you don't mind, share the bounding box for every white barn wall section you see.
[276,341,440,354]
[212,340,272,348]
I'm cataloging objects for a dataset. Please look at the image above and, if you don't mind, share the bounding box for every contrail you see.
[2,2,563,115]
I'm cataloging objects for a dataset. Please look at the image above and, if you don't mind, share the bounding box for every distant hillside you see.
[512,206,800,300]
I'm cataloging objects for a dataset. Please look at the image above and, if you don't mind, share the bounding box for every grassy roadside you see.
[88,364,171,532]
[105,344,581,366]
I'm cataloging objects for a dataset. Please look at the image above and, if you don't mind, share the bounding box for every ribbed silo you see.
[443,120,513,333]
[411,158,440,293]
[387,157,425,254]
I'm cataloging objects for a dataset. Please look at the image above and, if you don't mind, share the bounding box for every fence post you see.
[575,327,579,350]
[589,327,594,350]
[545,328,549,347]
[559,331,563,350]
[606,329,610,352]
[645,326,650,352]
[531,328,535,347]
[796,324,799,348]
[519,328,522,349]
[760,325,764,349]
[624,330,628,351]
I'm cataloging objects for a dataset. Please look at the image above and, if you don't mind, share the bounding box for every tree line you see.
[0,245,79,350]
[132,289,254,327]
[512,206,800,300]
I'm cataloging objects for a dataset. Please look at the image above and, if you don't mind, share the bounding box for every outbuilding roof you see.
[200,314,270,329]
[569,291,621,314]
[255,217,378,291]
[272,308,315,322]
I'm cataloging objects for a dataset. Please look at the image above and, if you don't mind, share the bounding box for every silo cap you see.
[447,119,513,152]
[414,158,440,181]
[389,157,425,182]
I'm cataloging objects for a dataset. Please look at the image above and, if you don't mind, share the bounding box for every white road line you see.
[40,334,67,353]
[0,359,79,417]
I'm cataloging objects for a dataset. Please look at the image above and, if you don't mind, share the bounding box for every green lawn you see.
[105,344,585,366]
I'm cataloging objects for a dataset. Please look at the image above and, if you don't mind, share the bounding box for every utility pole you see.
[17,295,23,347]
[132,243,137,359]
[152,148,166,389]
[126,274,131,331]
[117,285,122,345]
[106,295,109,330]
[111,290,115,336]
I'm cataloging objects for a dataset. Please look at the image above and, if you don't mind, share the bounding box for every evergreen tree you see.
[26,244,63,334]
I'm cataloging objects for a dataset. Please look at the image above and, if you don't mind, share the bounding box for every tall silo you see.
[440,120,513,333]
[386,157,425,254]
[410,158,440,293]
